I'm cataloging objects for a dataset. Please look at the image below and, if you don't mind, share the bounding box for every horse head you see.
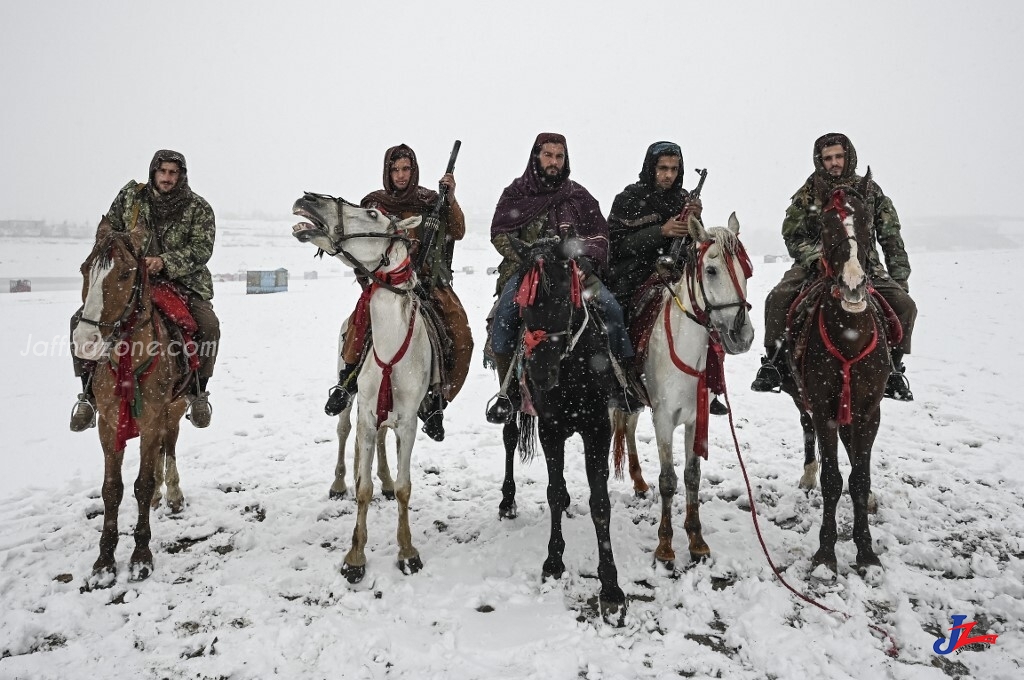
[73,222,149,361]
[510,235,588,394]
[683,212,755,354]
[292,192,420,274]
[818,169,873,313]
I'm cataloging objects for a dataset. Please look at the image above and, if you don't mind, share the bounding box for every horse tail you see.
[612,410,626,480]
[517,413,537,464]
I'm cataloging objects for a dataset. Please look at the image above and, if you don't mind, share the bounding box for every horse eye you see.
[118,270,132,281]
[367,210,378,219]
[706,266,719,277]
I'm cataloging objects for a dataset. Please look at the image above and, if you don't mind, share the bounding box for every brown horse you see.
[72,222,190,586]
[781,171,892,576]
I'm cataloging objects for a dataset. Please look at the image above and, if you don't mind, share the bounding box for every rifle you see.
[414,140,462,289]
[659,167,708,273]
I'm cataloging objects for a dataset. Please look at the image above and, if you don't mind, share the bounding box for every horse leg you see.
[613,409,649,497]
[162,416,185,514]
[93,436,125,582]
[129,435,160,581]
[151,448,165,510]
[843,412,882,571]
[682,425,710,562]
[811,415,841,574]
[651,411,678,568]
[376,428,394,501]
[499,418,519,519]
[342,418,375,583]
[394,419,422,575]
[583,417,625,608]
[330,406,353,499]
[797,410,819,491]
[539,424,569,580]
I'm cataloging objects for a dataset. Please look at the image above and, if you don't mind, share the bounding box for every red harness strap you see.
[522,328,548,358]
[817,307,878,426]
[372,300,418,428]
[348,256,415,359]
[664,301,711,460]
[515,259,544,309]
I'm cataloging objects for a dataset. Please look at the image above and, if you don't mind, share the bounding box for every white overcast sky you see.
[1,0,1021,237]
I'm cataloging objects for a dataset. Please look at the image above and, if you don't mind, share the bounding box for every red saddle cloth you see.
[151,281,200,371]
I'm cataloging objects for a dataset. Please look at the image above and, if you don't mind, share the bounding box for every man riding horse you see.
[605,140,728,415]
[70,149,220,430]
[323,144,473,442]
[485,132,633,424]
[751,132,917,400]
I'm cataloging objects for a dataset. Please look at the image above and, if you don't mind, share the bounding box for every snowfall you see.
[0,217,1021,680]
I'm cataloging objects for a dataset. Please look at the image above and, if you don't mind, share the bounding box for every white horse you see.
[293,193,431,583]
[613,213,755,569]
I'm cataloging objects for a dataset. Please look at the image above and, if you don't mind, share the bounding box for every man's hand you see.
[661,216,689,238]
[439,173,456,197]
[144,256,164,274]
[680,197,703,223]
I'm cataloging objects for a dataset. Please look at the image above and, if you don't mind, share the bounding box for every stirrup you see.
[750,361,783,393]
[70,394,97,432]
[324,384,353,416]
[485,394,513,424]
[186,391,212,428]
[884,372,914,401]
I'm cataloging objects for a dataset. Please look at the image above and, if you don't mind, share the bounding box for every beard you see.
[537,161,565,187]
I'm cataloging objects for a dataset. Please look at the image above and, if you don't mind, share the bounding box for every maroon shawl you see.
[490,133,608,265]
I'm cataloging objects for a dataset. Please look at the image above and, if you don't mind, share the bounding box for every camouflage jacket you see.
[782,175,911,283]
[106,181,217,300]
[491,214,552,294]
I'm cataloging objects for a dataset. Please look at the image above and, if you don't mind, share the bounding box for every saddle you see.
[412,286,451,394]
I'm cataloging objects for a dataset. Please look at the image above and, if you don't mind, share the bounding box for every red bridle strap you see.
[664,301,711,460]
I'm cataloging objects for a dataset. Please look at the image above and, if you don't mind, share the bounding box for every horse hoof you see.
[653,557,675,574]
[168,500,185,515]
[398,556,423,575]
[634,489,648,499]
[84,564,117,591]
[498,502,518,520]
[600,596,627,627]
[341,563,365,584]
[329,489,348,501]
[689,549,711,564]
[382,490,396,501]
[129,561,153,582]
[541,561,565,582]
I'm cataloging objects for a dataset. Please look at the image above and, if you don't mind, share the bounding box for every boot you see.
[325,362,359,416]
[751,348,785,393]
[186,377,212,428]
[884,351,914,401]
[70,373,96,432]
[709,395,729,415]
[419,390,445,442]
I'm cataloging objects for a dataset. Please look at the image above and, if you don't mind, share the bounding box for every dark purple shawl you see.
[490,133,608,265]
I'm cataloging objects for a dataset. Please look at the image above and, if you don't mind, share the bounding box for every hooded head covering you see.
[812,132,858,186]
[147,149,192,221]
[360,144,438,215]
[491,133,608,265]
[638,140,684,191]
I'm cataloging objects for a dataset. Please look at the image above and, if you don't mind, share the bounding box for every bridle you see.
[677,236,753,340]
[304,192,415,296]
[820,188,868,285]
[78,234,150,347]
[518,254,588,361]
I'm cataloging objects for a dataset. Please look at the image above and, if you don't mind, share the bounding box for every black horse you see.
[782,171,894,576]
[498,235,626,615]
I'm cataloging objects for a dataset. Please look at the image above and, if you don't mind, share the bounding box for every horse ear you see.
[688,213,710,243]
[859,166,873,197]
[94,216,113,244]
[727,211,740,235]
[396,215,421,232]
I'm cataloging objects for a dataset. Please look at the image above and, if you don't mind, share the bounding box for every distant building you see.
[303,271,318,280]
[246,268,288,294]
[763,254,792,264]
[9,279,31,293]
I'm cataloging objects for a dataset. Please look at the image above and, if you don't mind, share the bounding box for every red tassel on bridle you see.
[515,260,544,309]
[522,328,548,358]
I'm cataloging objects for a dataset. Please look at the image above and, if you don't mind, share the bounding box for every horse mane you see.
[705,225,740,256]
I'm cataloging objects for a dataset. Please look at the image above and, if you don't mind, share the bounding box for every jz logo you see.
[933,615,999,655]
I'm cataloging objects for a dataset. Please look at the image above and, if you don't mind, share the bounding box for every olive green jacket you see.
[781,175,910,283]
[106,180,216,300]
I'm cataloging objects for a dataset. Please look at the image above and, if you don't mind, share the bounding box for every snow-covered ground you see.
[0,225,1021,679]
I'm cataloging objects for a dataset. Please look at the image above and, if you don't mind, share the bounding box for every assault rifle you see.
[658,167,708,275]
[414,140,462,290]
